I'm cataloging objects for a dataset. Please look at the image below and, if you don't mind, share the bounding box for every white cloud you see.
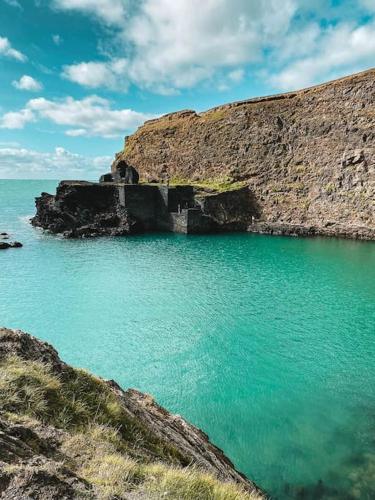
[0,109,35,129]
[1,95,154,138]
[53,0,126,25]
[360,0,375,12]
[52,34,63,45]
[62,59,128,90]
[270,22,375,90]
[0,36,27,61]
[58,0,297,92]
[12,75,43,91]
[0,145,112,179]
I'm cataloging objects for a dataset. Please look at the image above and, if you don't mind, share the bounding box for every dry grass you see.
[0,355,262,500]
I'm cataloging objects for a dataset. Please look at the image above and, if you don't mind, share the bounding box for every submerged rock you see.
[0,327,264,499]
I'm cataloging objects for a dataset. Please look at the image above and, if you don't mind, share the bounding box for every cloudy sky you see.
[1,0,375,178]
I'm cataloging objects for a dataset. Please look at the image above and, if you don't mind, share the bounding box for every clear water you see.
[1,179,374,499]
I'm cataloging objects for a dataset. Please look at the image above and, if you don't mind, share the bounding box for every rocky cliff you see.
[0,327,263,499]
[121,69,375,240]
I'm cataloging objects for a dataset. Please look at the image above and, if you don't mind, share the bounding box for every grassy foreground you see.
[0,354,261,499]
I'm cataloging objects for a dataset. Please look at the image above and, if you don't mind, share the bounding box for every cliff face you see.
[0,327,263,499]
[122,69,375,239]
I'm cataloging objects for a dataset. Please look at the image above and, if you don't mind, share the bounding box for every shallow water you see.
[1,179,374,498]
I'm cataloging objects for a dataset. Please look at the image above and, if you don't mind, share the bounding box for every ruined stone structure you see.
[32,174,256,238]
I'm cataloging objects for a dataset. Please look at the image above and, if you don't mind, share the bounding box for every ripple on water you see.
[0,180,374,499]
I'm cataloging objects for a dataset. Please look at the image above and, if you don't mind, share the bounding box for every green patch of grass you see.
[202,108,228,122]
[169,177,247,193]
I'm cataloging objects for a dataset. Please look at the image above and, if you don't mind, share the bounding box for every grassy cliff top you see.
[0,327,264,499]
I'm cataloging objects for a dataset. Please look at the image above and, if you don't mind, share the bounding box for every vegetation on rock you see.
[0,328,263,499]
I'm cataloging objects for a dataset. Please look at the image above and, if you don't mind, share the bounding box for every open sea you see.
[0,179,374,498]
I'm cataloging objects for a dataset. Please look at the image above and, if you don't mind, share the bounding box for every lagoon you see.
[1,179,374,498]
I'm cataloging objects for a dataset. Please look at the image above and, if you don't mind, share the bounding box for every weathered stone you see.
[99,172,113,183]
[120,69,375,240]
[112,159,140,184]
[32,181,257,237]
[31,181,138,238]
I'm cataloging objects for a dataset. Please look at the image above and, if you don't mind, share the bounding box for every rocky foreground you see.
[0,327,264,499]
[120,69,375,240]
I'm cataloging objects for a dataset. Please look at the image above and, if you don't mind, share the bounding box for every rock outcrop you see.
[32,179,257,237]
[31,181,139,238]
[0,327,263,499]
[0,233,22,250]
[120,69,375,240]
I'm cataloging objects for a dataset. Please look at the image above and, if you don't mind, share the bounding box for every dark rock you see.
[99,172,113,183]
[0,242,10,250]
[9,242,22,248]
[112,159,139,184]
[31,181,138,238]
[32,181,258,238]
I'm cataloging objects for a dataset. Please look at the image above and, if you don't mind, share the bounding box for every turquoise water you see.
[0,179,374,498]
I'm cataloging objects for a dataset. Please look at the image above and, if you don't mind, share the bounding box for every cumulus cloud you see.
[53,0,126,25]
[62,59,128,90]
[0,95,154,137]
[270,22,375,90]
[12,75,43,91]
[0,36,27,61]
[59,0,297,92]
[0,145,112,179]
[0,109,35,129]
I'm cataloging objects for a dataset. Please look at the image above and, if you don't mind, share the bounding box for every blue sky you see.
[1,0,375,179]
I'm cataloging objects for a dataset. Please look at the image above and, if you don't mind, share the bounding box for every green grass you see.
[0,355,262,499]
[168,177,247,193]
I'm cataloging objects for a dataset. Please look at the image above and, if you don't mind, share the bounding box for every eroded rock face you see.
[32,181,257,237]
[31,181,139,238]
[121,69,375,240]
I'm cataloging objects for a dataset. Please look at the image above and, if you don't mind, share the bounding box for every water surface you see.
[0,180,374,498]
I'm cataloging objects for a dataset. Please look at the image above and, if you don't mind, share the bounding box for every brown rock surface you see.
[122,69,375,239]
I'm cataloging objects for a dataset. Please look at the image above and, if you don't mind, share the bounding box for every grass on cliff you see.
[168,177,247,193]
[0,355,261,500]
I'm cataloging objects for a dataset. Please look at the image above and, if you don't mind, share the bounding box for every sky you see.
[0,0,375,179]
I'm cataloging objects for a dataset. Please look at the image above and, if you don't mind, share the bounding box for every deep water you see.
[1,179,374,498]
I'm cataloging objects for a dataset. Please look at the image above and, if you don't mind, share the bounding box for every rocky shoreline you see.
[248,222,375,241]
[0,327,264,499]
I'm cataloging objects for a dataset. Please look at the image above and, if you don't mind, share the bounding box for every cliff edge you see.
[0,327,264,499]
[121,69,375,240]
